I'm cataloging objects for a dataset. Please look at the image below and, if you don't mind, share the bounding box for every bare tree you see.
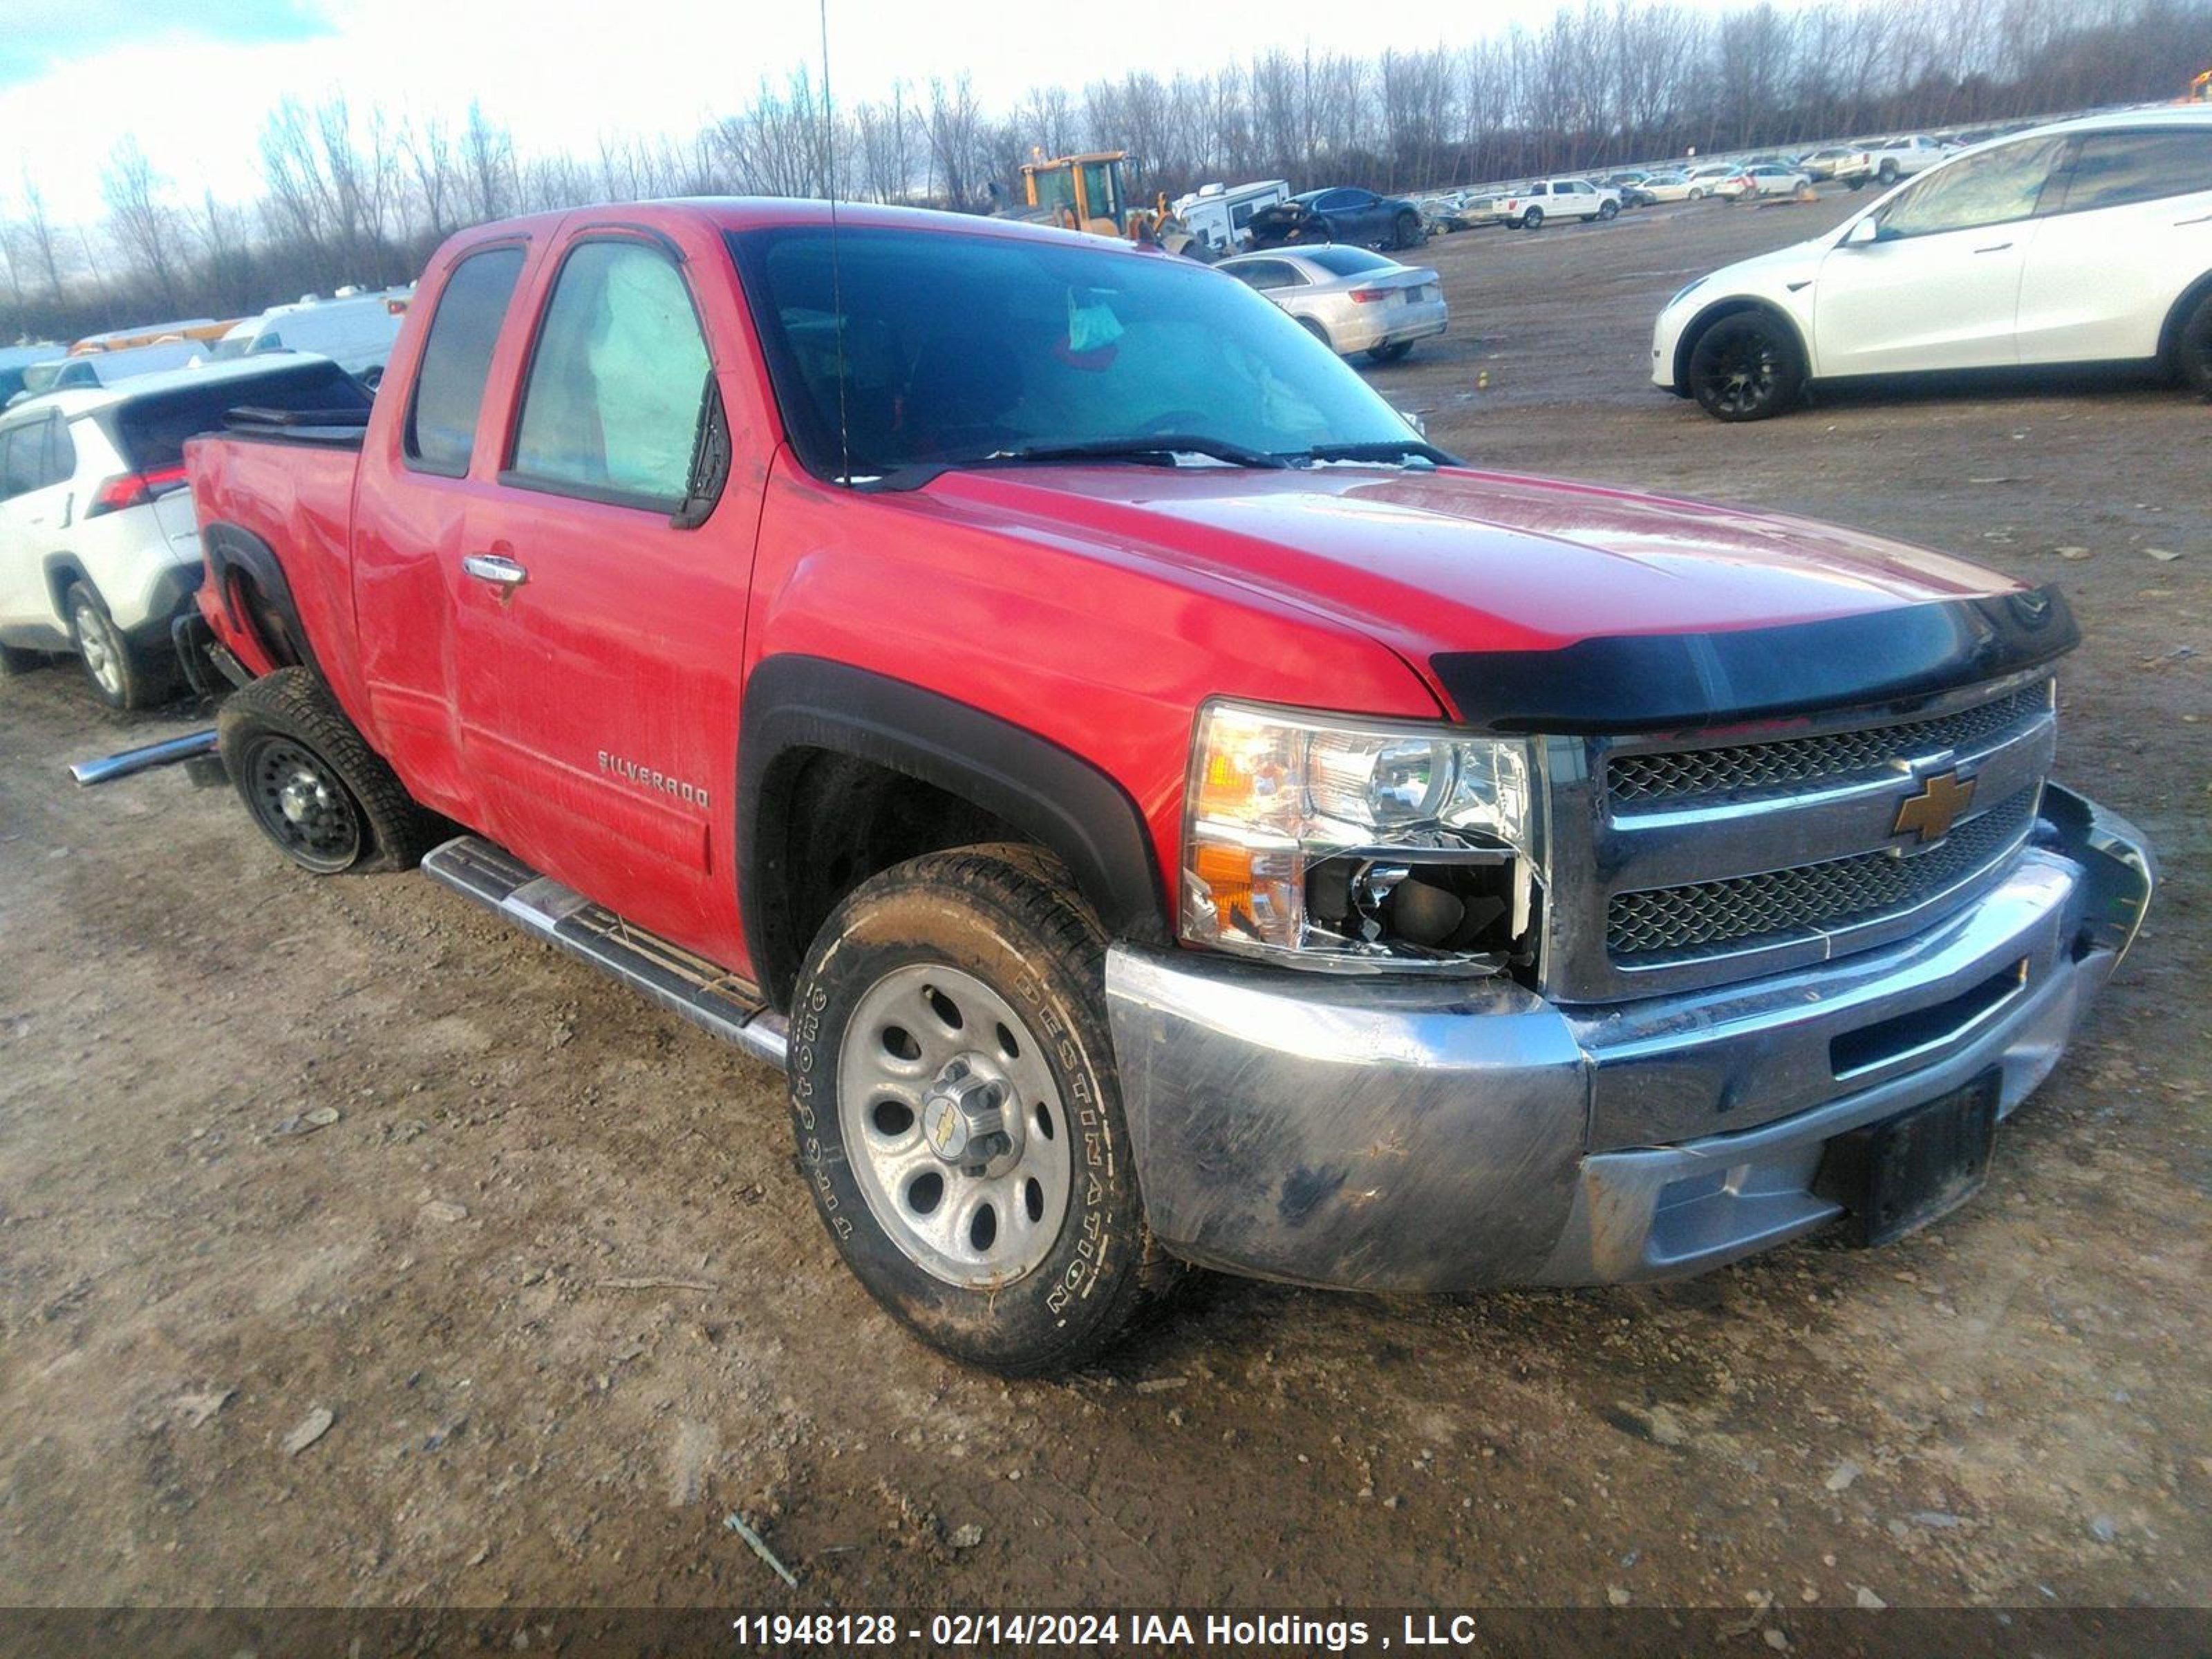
[101,136,189,312]
[461,100,516,224]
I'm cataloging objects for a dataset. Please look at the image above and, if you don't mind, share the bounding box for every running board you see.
[420,836,789,1071]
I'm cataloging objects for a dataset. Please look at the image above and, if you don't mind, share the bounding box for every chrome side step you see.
[420,836,789,1071]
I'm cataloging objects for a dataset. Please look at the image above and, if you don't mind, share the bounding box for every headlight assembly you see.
[1181,701,1544,971]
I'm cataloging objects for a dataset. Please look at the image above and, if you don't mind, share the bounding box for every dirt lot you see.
[2,194,2207,1632]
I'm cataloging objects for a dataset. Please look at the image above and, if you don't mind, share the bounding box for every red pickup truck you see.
[185,199,2154,1375]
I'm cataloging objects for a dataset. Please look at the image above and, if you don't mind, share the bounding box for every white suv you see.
[0,357,371,706]
[1651,108,2212,420]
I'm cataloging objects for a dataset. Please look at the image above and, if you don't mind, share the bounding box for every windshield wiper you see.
[1286,440,1461,468]
[988,435,1289,469]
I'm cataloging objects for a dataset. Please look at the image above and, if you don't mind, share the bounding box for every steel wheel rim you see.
[73,600,120,696]
[1699,330,1779,415]
[245,736,362,871]
[838,963,1074,1289]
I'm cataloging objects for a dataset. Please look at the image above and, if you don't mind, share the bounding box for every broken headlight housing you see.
[1180,700,1544,973]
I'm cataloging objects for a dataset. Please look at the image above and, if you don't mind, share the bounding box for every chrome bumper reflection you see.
[1104,783,2153,1293]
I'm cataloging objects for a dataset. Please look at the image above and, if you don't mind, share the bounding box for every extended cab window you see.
[508,241,711,508]
[1877,137,2067,238]
[2056,130,2212,214]
[406,245,525,476]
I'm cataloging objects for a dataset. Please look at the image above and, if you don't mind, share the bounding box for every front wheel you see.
[217,666,442,874]
[787,846,1173,1375]
[1393,211,1424,250]
[2173,289,2212,398]
[1687,187,1706,201]
[1597,200,1619,221]
[1522,206,1544,230]
[1688,312,1807,422]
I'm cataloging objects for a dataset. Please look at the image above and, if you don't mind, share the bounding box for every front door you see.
[1812,135,2068,377]
[453,227,760,964]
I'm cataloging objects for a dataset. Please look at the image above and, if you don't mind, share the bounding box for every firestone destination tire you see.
[785,845,1174,1375]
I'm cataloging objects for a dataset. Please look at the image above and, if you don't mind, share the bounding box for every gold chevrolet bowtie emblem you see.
[1893,769,1976,845]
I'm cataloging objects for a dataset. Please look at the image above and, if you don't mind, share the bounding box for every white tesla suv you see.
[1652,107,2212,420]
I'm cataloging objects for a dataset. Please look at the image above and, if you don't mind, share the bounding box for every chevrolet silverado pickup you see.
[184,199,2155,1375]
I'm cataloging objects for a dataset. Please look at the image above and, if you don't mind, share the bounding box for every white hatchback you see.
[1652,108,2212,420]
[0,357,371,706]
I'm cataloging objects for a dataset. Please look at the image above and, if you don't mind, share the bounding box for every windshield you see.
[729,225,1417,484]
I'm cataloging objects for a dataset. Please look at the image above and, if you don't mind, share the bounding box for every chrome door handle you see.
[462,553,527,588]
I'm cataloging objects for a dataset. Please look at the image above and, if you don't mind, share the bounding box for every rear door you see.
[0,414,78,632]
[2014,126,2212,365]
[451,220,767,964]
[350,237,536,821]
[1812,135,2068,376]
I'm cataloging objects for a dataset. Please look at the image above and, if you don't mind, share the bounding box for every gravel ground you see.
[1,191,2206,1634]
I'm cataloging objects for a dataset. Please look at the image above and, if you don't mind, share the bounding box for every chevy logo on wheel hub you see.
[1893,769,1976,845]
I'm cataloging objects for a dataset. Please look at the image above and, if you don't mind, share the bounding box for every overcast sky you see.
[3,0,1816,226]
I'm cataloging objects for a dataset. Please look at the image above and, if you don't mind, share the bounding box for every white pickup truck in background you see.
[1839,134,1951,189]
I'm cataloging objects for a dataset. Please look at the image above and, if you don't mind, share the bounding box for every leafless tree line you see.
[3,0,2207,343]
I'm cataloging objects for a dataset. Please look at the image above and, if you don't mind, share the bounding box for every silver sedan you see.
[1215,245,1448,362]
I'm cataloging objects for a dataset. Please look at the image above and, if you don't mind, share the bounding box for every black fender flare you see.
[1672,297,1812,394]
[200,520,325,681]
[737,655,1170,1005]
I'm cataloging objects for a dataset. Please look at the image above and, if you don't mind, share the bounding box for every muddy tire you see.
[216,666,441,874]
[66,581,163,711]
[785,845,1174,1375]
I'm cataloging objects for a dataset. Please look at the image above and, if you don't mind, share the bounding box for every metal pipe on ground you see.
[68,730,218,787]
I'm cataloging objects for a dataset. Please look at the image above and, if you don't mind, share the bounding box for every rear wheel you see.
[1297,317,1337,354]
[1522,207,1545,230]
[787,846,1173,1375]
[1877,160,1899,185]
[2174,288,2212,398]
[1688,186,1707,201]
[1688,312,1806,422]
[66,581,162,711]
[217,666,441,874]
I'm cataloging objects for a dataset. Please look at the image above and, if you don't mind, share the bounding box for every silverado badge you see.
[1893,769,1976,845]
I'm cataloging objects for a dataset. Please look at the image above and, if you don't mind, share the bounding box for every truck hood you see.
[912,462,2072,729]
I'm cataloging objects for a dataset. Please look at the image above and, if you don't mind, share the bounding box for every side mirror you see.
[1844,216,1882,247]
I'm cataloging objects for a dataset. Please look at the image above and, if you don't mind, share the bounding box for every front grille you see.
[1607,684,2049,807]
[1607,788,2037,961]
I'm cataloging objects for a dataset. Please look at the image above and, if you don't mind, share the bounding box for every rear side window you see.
[2056,130,2212,214]
[46,416,76,485]
[115,360,371,474]
[406,245,526,476]
[1302,246,1396,279]
[0,427,35,499]
[506,241,710,508]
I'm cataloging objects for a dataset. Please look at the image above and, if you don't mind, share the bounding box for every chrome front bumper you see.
[1104,783,2154,1293]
